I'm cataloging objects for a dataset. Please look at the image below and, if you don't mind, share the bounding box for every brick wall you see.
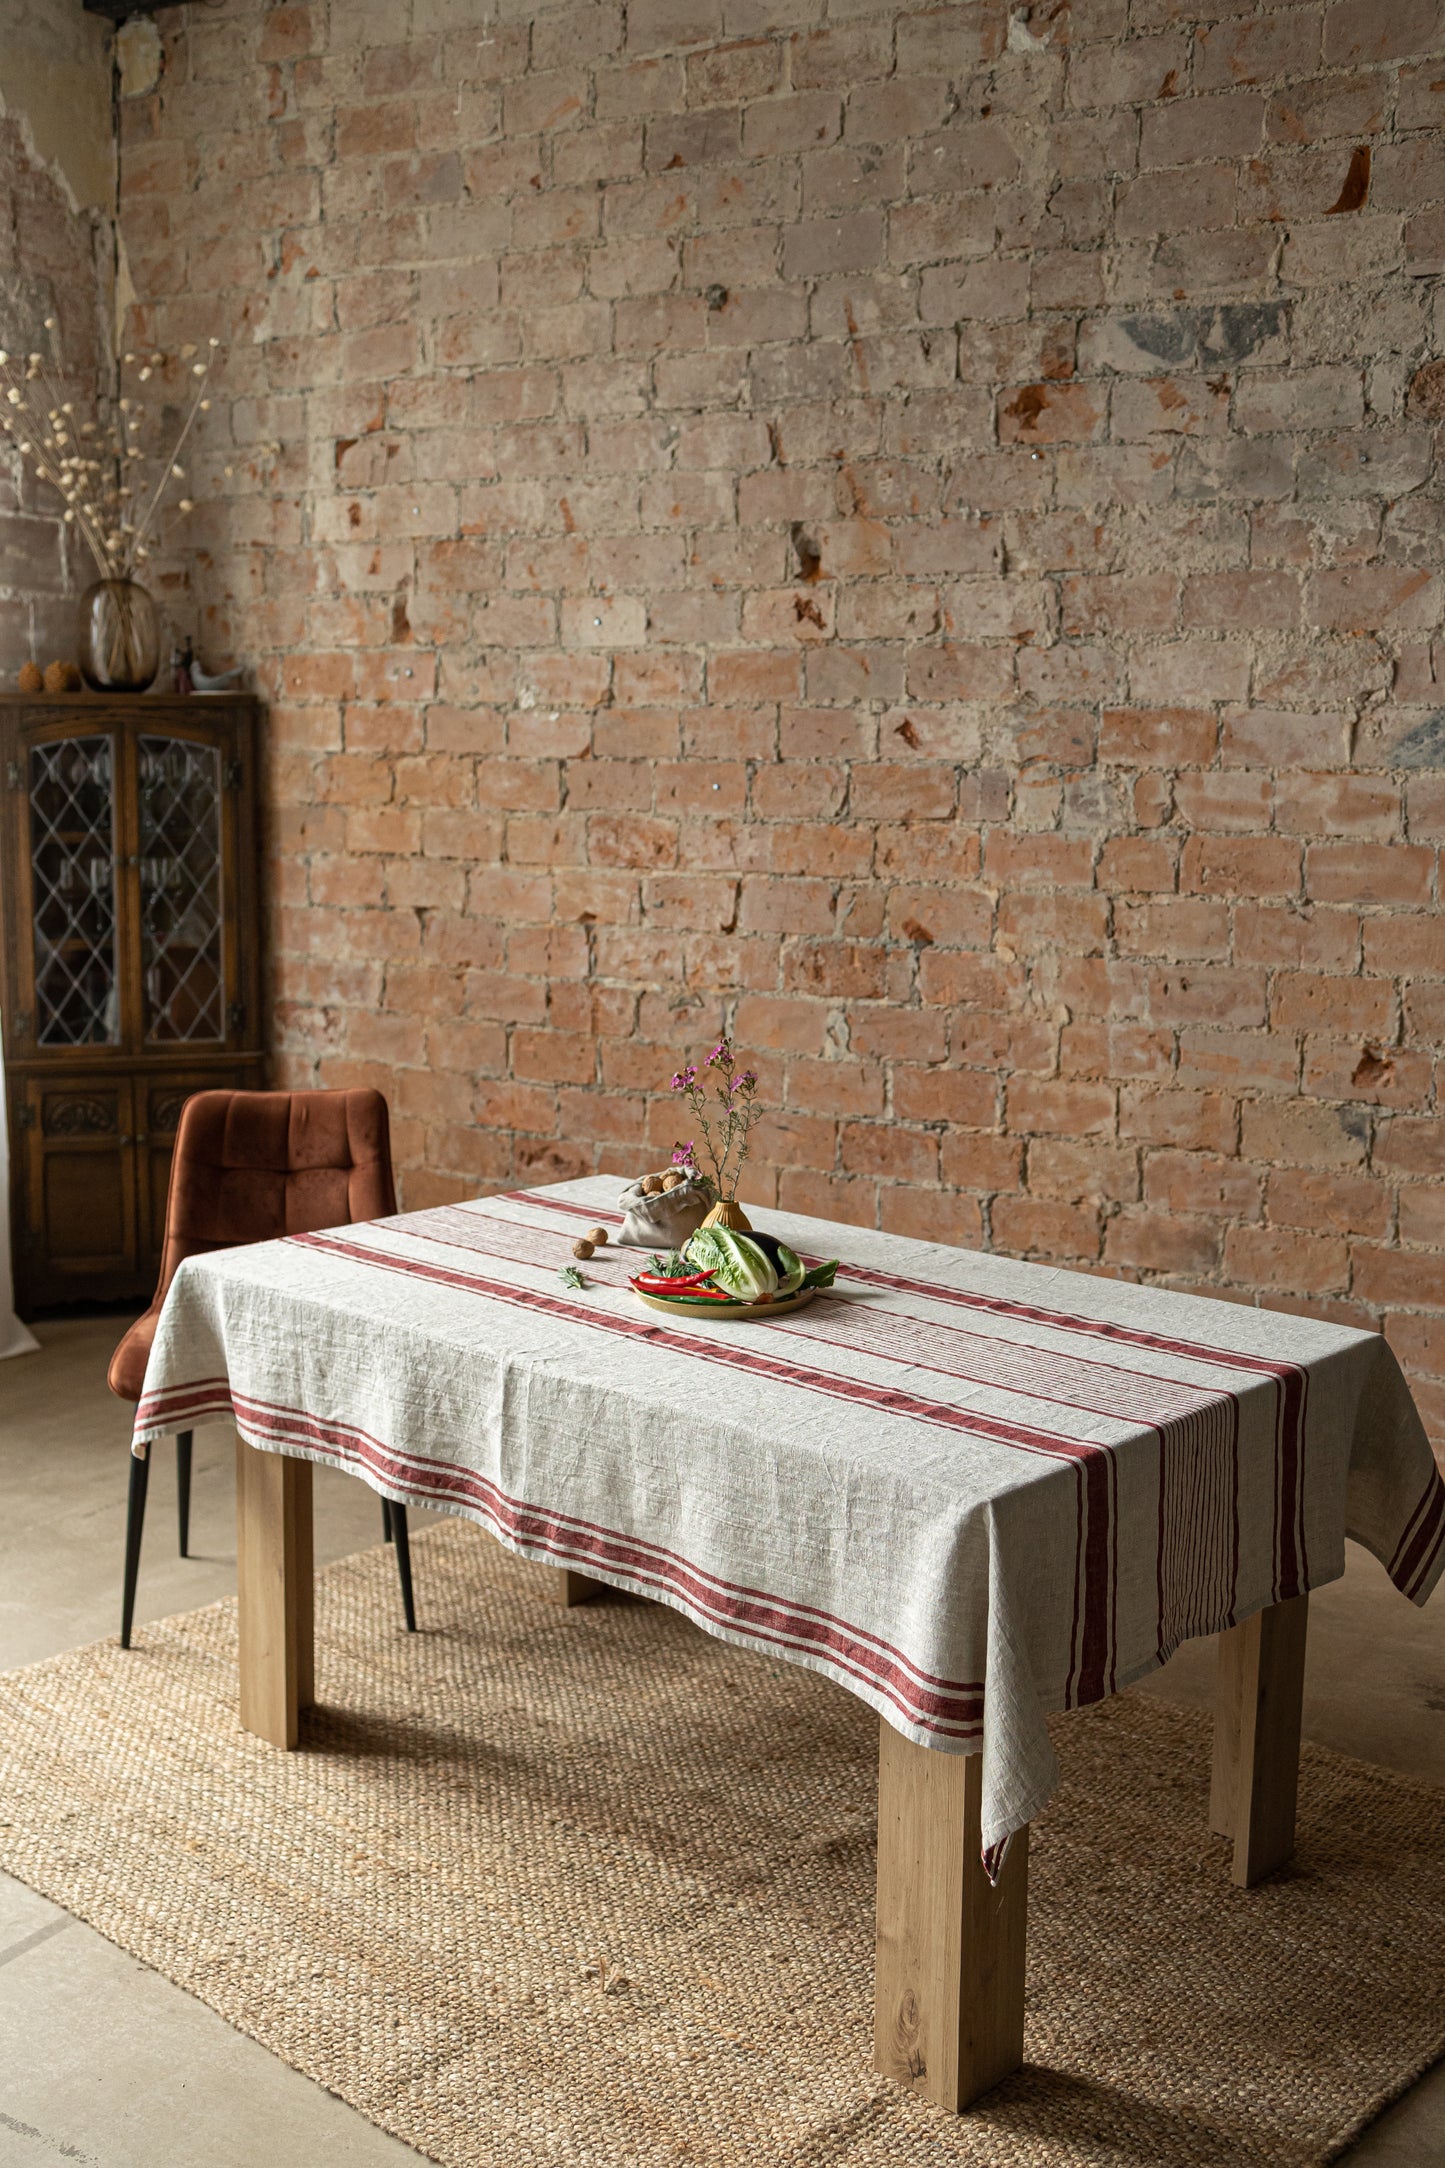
[121,0,1445,1444]
[0,110,110,669]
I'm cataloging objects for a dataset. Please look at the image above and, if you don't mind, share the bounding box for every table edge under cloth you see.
[130,1178,1445,1865]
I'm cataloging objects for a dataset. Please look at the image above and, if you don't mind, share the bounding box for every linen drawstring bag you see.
[614,1171,714,1250]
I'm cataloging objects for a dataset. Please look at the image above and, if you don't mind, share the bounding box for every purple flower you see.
[706,1040,732,1069]
[671,1140,697,1168]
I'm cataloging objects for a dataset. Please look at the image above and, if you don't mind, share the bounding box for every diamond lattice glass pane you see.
[138,735,225,1044]
[29,735,120,1047]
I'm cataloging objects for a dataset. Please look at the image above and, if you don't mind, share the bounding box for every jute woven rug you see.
[0,1521,1441,2167]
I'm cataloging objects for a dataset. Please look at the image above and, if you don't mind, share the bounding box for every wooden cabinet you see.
[0,694,264,1313]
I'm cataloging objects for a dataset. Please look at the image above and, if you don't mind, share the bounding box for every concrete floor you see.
[1,1316,1442,2165]
[0,1318,426,2167]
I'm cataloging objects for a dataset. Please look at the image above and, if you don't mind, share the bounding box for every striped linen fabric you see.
[133,1177,1445,1860]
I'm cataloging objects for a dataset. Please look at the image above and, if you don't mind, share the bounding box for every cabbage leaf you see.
[684,1226,778,1300]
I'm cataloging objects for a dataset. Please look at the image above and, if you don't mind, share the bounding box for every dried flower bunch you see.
[0,328,219,583]
[670,1040,763,1204]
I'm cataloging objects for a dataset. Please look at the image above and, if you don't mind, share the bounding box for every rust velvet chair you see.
[108,1087,416,1645]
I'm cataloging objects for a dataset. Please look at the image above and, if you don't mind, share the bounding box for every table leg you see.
[530,1561,605,1608]
[874,1722,1028,2111]
[236,1439,314,1749]
[1210,1592,1309,1887]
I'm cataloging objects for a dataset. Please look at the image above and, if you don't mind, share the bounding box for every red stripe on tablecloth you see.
[421,1205,1225,1426]
[406,1208,1241,1669]
[1388,1475,1437,1581]
[134,1378,233,1428]
[409,1206,1255,1692]
[1391,1471,1445,1600]
[409,1214,1265,1699]
[132,1392,236,1455]
[1157,1423,1167,1664]
[829,1260,1309,1606]
[294,1230,1106,1464]
[837,1260,1308,1604]
[772,1298,1222,1409]
[816,1255,1287,1374]
[425,1202,1250,1687]
[1277,1366,1309,1603]
[500,1190,625,1226]
[1151,1396,1241,1659]
[1406,1497,1445,1601]
[777,1302,1241,1673]
[497,1187,1308,1601]
[488,1192,1296,1593]
[293,1225,1121,1712]
[417,1203,1232,1438]
[496,1188,1312,1394]
[223,1386,985,1738]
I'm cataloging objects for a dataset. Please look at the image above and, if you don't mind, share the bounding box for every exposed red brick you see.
[1104,1212,1221,1278]
[992,1195,1102,1262]
[1144,1151,1261,1218]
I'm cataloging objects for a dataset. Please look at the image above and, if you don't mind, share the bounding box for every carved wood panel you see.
[43,1092,119,1137]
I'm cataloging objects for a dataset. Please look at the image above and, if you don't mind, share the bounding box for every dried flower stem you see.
[131,368,208,558]
[670,1041,764,1202]
[0,328,219,584]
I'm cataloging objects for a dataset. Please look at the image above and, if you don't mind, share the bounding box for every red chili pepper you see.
[629,1274,733,1300]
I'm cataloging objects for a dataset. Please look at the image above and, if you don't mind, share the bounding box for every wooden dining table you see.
[132,1178,1445,2113]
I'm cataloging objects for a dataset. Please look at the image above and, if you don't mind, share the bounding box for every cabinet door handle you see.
[119,1133,132,1145]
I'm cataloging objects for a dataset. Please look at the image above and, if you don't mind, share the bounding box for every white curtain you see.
[0,1026,39,1359]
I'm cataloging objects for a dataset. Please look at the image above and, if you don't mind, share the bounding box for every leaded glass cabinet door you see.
[136,733,226,1045]
[26,731,122,1050]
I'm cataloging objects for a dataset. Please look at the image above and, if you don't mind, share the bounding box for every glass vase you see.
[78,578,161,694]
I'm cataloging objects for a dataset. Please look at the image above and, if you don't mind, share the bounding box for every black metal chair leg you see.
[381,1497,393,1542]
[176,1430,193,1557]
[390,1503,417,1632]
[121,1449,150,1648]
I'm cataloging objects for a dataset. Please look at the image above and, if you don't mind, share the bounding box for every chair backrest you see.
[151,1088,396,1308]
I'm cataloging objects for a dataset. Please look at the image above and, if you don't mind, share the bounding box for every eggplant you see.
[741,1229,805,1295]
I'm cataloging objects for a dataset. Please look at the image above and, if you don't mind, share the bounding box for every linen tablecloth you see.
[133,1177,1445,1857]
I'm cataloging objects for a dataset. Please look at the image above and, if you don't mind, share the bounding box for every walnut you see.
[17,662,42,694]
[586,1226,609,1246]
[640,1175,663,1195]
[660,1171,684,1190]
[572,1238,595,1260]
